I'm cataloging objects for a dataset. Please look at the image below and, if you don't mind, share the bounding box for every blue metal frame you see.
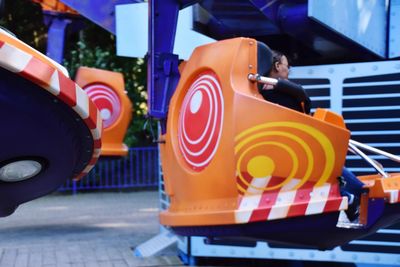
[148,0,181,132]
[43,11,86,63]
[46,15,72,63]
[59,0,141,33]
[58,147,159,194]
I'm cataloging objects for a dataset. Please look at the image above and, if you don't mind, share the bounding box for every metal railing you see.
[58,146,159,194]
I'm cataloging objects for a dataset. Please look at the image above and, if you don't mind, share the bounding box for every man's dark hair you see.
[271,50,284,65]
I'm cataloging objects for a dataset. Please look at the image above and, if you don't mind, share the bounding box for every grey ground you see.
[0,191,182,267]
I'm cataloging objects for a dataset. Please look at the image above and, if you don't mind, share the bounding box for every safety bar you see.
[350,140,400,163]
[348,142,388,178]
[248,73,278,86]
[349,139,400,178]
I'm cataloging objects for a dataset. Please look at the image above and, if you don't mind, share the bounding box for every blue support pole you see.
[46,16,71,63]
[147,0,181,132]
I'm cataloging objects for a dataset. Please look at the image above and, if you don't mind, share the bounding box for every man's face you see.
[276,55,290,79]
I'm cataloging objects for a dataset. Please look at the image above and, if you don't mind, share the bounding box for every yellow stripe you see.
[237,141,300,191]
[235,122,335,187]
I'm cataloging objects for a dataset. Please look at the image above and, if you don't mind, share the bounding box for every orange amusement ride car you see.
[159,38,400,249]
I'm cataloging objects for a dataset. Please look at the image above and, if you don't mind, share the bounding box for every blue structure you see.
[44,0,142,63]
[58,147,159,194]
[37,0,400,265]
[143,0,399,131]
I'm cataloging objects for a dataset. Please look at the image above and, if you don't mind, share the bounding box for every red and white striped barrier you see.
[0,33,102,180]
[235,177,348,223]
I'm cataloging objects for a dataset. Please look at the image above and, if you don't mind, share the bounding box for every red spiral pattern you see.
[84,84,121,128]
[178,72,224,171]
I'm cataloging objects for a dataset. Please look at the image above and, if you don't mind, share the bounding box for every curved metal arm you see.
[350,139,400,163]
[348,142,389,178]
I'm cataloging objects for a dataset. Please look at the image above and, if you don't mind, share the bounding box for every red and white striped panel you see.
[0,39,102,180]
[235,177,348,223]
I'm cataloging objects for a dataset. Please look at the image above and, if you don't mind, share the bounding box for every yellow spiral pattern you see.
[235,122,335,192]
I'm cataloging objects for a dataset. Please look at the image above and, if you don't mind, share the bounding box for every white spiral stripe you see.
[181,83,218,157]
[181,85,213,145]
[84,84,121,128]
[89,94,120,123]
[87,89,120,107]
[179,76,217,145]
[178,74,224,168]
[85,85,120,107]
[180,79,217,152]
[178,83,210,148]
[179,84,209,145]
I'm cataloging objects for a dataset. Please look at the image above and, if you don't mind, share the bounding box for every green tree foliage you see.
[0,0,47,51]
[0,0,153,147]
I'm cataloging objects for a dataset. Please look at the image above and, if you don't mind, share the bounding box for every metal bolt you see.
[249,65,253,69]
[269,251,274,257]
[350,67,356,72]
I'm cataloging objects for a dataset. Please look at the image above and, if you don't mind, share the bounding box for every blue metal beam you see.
[59,0,141,33]
[46,16,71,63]
[147,0,181,132]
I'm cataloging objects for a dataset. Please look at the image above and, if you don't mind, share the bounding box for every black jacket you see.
[260,79,311,114]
